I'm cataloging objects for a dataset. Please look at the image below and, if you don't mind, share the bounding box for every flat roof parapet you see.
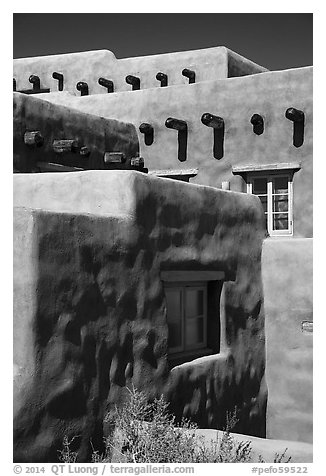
[13,46,268,96]
[13,170,265,229]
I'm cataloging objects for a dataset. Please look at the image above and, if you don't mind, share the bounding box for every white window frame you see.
[247,173,293,237]
[164,282,207,354]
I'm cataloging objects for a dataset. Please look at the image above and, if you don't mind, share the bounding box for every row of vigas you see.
[138,108,305,162]
[14,91,306,168]
[13,69,197,95]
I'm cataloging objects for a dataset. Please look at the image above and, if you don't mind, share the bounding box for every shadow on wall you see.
[167,352,267,438]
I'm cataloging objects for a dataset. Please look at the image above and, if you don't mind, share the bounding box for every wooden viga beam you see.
[17,75,50,94]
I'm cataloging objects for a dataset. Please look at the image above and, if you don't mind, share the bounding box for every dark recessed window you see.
[165,283,207,354]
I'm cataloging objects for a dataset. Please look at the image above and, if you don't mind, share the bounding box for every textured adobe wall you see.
[13,92,139,172]
[13,47,267,95]
[14,171,266,462]
[262,238,313,443]
[37,67,312,237]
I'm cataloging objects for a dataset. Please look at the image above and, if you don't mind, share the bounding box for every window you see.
[247,174,293,236]
[165,283,207,354]
[161,271,224,366]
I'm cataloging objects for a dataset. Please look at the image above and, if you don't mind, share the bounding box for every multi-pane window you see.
[247,174,293,236]
[165,283,207,354]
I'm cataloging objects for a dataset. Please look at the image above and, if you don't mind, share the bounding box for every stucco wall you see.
[13,170,266,462]
[13,92,139,172]
[13,47,267,95]
[14,208,38,418]
[262,238,313,443]
[36,67,312,238]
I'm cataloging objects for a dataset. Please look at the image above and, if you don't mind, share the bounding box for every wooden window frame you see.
[247,173,293,237]
[165,282,207,354]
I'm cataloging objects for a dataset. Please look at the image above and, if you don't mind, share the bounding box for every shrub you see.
[259,449,292,464]
[100,386,252,463]
[57,435,79,463]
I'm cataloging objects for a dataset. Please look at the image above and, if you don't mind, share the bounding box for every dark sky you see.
[13,13,312,71]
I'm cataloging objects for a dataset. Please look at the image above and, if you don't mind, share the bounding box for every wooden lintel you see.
[232,162,301,174]
[160,270,225,282]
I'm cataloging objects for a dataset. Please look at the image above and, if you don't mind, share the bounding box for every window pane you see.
[257,195,267,214]
[273,177,288,194]
[273,195,289,213]
[168,323,182,349]
[166,289,181,320]
[185,317,204,346]
[166,289,182,349]
[252,178,267,194]
[185,289,204,318]
[273,213,289,230]
[255,196,268,231]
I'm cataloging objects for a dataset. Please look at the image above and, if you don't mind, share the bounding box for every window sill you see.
[168,347,213,368]
[265,234,294,239]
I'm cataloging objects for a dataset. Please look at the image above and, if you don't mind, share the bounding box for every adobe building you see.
[13,46,312,462]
